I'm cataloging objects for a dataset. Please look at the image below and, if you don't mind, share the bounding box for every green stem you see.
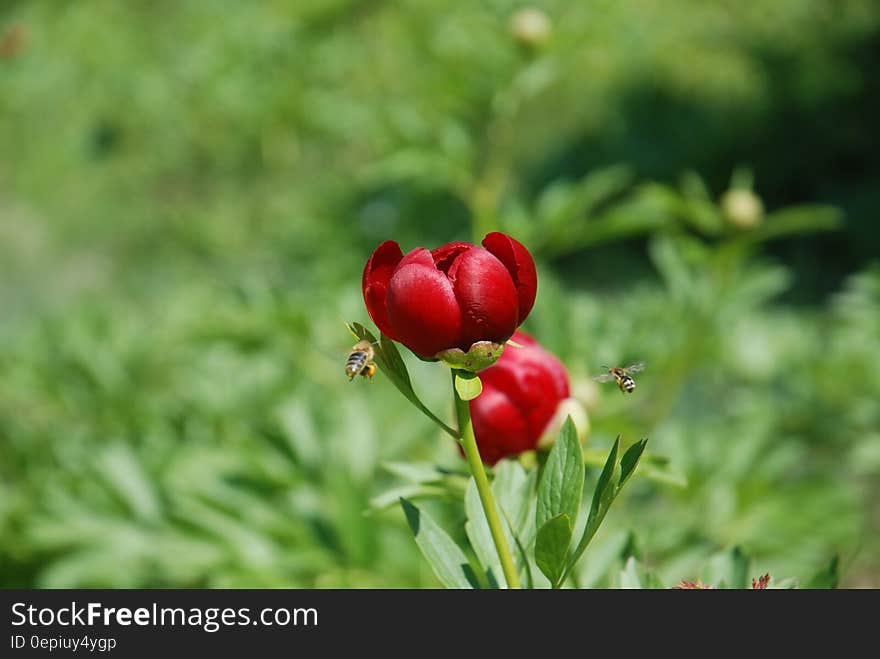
[452,370,521,589]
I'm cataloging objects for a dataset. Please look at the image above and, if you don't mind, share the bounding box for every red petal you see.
[447,247,519,349]
[362,241,403,339]
[469,385,532,465]
[386,248,463,358]
[431,242,472,273]
[503,331,569,399]
[483,334,570,439]
[487,361,560,440]
[482,232,538,325]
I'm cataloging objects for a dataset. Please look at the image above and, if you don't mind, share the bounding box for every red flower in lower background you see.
[469,330,582,465]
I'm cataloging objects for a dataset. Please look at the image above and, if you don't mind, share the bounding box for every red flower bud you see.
[469,330,570,465]
[362,233,537,359]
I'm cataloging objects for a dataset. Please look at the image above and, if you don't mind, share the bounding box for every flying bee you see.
[593,361,646,394]
[345,340,378,381]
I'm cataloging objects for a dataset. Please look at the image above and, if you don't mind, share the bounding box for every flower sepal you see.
[435,341,505,373]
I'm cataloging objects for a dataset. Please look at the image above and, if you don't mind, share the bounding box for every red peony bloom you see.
[362,233,537,359]
[469,330,571,465]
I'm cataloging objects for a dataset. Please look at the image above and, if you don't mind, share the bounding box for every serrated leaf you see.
[806,556,839,589]
[454,373,482,401]
[400,498,477,589]
[537,417,584,531]
[535,514,572,588]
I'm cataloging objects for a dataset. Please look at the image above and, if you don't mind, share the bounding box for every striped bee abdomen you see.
[345,351,369,379]
[345,340,376,381]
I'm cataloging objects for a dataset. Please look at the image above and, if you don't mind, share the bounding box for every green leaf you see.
[806,556,839,589]
[619,556,643,589]
[679,171,724,235]
[565,436,649,582]
[619,556,665,589]
[536,417,584,531]
[619,438,649,488]
[508,526,534,590]
[535,514,573,588]
[492,460,534,538]
[620,531,642,562]
[381,461,449,484]
[704,546,750,589]
[399,498,477,589]
[464,478,504,586]
[583,448,686,488]
[738,204,842,245]
[454,372,483,401]
[649,234,692,301]
[536,164,634,231]
[347,323,458,438]
[642,571,666,589]
[368,484,449,511]
[772,577,800,590]
[541,188,670,258]
[492,461,537,578]
[97,445,161,523]
[590,436,622,528]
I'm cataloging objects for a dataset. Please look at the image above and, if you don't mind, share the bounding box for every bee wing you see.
[592,373,616,383]
[625,360,647,373]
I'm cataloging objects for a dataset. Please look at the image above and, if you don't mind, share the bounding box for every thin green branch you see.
[452,370,521,589]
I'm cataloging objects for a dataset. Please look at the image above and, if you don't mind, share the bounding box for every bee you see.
[593,361,646,394]
[345,340,377,381]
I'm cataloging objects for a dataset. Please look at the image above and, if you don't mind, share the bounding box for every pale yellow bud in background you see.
[509,8,552,48]
[538,397,590,449]
[721,188,764,229]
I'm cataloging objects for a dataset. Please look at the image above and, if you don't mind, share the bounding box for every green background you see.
[1,0,878,587]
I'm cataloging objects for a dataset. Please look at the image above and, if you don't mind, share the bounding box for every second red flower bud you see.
[469,330,587,465]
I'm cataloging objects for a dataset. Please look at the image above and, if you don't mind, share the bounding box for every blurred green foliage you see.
[1,1,878,587]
